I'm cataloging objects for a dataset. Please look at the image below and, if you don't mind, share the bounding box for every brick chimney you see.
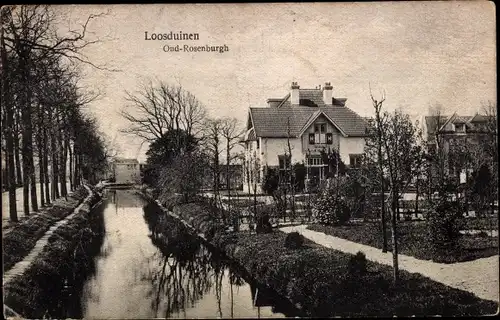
[291,82,300,106]
[323,82,333,105]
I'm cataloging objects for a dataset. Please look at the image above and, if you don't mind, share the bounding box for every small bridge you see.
[101,182,135,190]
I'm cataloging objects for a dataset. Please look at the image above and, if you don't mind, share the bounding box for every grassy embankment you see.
[3,186,89,272]
[144,194,498,317]
[3,188,103,319]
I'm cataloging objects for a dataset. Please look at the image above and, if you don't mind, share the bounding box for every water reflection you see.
[50,190,300,319]
[142,200,301,318]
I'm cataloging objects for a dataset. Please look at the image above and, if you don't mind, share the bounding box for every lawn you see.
[223,230,497,317]
[463,216,499,230]
[307,220,498,263]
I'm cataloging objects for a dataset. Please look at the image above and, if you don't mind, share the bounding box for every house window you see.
[349,154,363,168]
[309,133,315,144]
[278,154,291,170]
[314,123,327,144]
[256,139,260,149]
[306,156,324,167]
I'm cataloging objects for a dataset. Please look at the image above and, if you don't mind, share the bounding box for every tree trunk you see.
[20,55,31,216]
[414,179,419,218]
[43,124,51,204]
[389,194,399,286]
[37,104,45,207]
[58,115,68,198]
[226,140,231,213]
[1,29,18,221]
[69,143,73,191]
[14,110,22,186]
[21,55,38,213]
[50,110,60,199]
[396,198,401,221]
[74,150,80,187]
[376,122,388,252]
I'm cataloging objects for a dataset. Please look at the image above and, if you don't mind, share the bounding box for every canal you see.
[53,189,300,319]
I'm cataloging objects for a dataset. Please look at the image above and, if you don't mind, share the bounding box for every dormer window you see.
[310,123,333,145]
[314,123,326,143]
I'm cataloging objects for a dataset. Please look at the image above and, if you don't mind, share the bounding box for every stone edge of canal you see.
[137,189,306,318]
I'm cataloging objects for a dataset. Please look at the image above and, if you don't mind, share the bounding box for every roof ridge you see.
[276,93,290,108]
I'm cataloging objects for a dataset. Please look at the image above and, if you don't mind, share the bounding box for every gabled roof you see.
[424,113,493,139]
[298,110,348,137]
[249,88,367,138]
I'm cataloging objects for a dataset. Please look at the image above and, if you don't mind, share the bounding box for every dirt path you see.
[280,225,499,303]
[3,185,93,286]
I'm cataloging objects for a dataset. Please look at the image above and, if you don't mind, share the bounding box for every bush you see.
[285,231,304,249]
[348,251,367,276]
[314,181,351,225]
[427,198,465,255]
[262,167,280,196]
[256,211,272,234]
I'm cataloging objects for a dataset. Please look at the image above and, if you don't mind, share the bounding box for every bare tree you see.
[121,79,206,142]
[1,11,17,220]
[369,88,388,252]
[2,4,115,217]
[220,117,244,212]
[202,118,225,220]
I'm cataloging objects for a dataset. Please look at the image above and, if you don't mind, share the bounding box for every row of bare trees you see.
[123,79,245,217]
[1,5,113,222]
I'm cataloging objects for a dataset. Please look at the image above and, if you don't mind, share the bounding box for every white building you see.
[242,81,368,193]
[112,158,140,184]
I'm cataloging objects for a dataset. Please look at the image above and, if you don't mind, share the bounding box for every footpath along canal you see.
[46,188,301,319]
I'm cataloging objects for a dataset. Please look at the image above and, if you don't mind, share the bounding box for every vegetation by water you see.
[3,186,89,272]
[142,200,304,318]
[223,231,497,317]
[144,193,498,317]
[3,190,104,318]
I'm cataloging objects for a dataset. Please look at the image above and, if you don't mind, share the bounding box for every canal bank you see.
[3,185,103,318]
[3,186,90,272]
[140,190,498,317]
[5,189,300,319]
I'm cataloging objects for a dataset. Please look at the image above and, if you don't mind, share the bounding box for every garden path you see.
[280,225,499,303]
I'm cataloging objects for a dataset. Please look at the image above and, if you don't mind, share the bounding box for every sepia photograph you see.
[1,2,498,318]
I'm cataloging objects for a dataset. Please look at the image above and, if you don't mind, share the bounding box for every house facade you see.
[112,158,140,184]
[422,112,496,183]
[242,81,368,193]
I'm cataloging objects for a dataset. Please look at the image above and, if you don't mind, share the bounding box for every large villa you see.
[242,81,368,193]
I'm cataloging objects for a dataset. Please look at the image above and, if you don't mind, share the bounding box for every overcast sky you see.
[54,2,496,160]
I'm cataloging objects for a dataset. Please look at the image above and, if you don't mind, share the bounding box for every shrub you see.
[284,231,304,249]
[476,231,488,238]
[256,211,272,234]
[262,167,280,196]
[427,198,465,255]
[314,182,351,225]
[348,251,367,276]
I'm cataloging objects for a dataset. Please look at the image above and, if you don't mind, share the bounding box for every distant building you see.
[112,158,140,184]
[242,81,368,193]
[422,112,496,181]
